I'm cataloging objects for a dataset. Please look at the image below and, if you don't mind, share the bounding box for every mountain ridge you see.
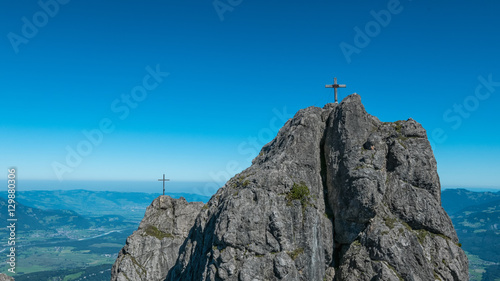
[5,190,209,221]
[0,197,136,234]
[441,188,500,215]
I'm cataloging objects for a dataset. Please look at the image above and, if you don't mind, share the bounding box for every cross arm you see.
[325,84,347,88]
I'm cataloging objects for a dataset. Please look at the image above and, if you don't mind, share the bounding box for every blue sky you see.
[1,0,499,192]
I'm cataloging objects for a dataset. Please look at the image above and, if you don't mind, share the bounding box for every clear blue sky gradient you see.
[1,0,499,191]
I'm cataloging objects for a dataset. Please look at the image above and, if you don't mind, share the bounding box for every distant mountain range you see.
[0,189,210,280]
[2,190,210,221]
[0,197,137,234]
[442,188,500,215]
[441,189,500,281]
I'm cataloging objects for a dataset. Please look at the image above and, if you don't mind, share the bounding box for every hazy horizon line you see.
[8,179,500,194]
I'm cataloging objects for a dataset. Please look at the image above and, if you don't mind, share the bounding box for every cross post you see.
[325,77,346,103]
[158,174,170,196]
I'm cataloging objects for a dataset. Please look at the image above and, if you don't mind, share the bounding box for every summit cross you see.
[325,77,346,103]
[158,173,170,196]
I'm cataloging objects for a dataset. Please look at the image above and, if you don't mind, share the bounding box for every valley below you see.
[1,189,498,280]
[0,190,209,280]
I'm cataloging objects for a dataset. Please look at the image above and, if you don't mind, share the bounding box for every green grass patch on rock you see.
[286,182,310,209]
[416,229,428,245]
[287,248,304,260]
[144,225,173,240]
[384,217,397,229]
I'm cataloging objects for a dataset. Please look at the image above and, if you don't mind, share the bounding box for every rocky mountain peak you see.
[113,94,468,281]
[111,196,204,281]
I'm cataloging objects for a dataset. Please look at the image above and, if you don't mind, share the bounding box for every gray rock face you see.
[111,196,204,281]
[113,94,468,280]
[167,104,335,281]
[0,273,14,281]
[165,94,468,280]
[323,96,466,281]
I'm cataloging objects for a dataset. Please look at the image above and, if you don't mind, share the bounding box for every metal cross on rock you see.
[158,173,170,196]
[325,77,346,103]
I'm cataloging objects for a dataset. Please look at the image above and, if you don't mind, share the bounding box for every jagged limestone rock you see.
[111,196,204,281]
[113,94,468,280]
[165,94,467,280]
[324,95,466,280]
